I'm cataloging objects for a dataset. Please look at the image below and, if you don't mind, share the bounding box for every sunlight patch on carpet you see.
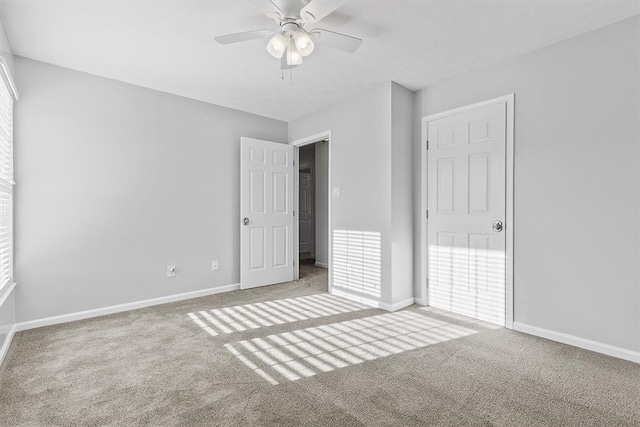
[187,293,368,336]
[225,310,478,384]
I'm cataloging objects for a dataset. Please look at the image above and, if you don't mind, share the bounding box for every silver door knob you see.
[243,217,250,226]
[492,220,503,232]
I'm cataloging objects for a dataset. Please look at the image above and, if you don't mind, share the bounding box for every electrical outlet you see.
[167,265,176,278]
[211,260,219,271]
[332,187,341,198]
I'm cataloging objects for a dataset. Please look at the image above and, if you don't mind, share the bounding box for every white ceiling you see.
[2,0,639,121]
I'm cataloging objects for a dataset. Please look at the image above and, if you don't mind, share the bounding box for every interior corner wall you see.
[390,83,414,305]
[413,16,640,353]
[288,83,394,307]
[13,57,288,322]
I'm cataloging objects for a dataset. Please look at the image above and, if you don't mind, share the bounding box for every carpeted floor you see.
[1,264,639,426]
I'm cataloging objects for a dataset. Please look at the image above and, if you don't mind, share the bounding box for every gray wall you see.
[289,83,393,305]
[289,82,414,309]
[390,83,415,305]
[413,16,640,353]
[0,13,13,75]
[14,57,287,322]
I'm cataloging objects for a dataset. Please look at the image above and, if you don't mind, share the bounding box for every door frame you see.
[420,94,515,329]
[291,130,332,291]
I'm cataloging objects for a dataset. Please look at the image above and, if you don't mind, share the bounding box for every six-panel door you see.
[241,137,294,289]
[427,103,507,325]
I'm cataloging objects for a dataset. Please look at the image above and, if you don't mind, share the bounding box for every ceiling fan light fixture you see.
[266,32,287,58]
[294,31,315,57]
[286,37,303,65]
[215,1,361,73]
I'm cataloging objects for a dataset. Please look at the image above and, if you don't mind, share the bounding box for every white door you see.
[427,103,506,325]
[298,170,313,253]
[241,137,294,289]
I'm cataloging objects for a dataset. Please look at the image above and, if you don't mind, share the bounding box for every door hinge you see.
[293,259,296,266]
[426,210,429,219]
[426,140,429,150]
[293,160,295,166]
[293,210,295,217]
[426,278,429,287]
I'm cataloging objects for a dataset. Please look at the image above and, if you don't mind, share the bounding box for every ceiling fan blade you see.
[281,54,298,71]
[313,28,362,53]
[300,0,346,23]
[261,0,285,21]
[214,29,273,45]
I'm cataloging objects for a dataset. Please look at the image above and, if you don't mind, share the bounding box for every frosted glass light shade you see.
[266,33,287,58]
[294,31,315,57]
[286,40,303,65]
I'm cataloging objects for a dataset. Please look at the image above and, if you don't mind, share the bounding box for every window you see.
[0,59,15,292]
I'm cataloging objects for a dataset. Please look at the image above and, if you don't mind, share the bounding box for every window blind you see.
[0,72,13,291]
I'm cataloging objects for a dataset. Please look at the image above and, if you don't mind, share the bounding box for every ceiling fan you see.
[214,0,362,70]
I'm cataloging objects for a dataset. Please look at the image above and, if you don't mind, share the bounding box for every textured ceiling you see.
[2,0,639,121]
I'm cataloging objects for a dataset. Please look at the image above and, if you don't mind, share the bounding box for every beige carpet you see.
[1,264,639,426]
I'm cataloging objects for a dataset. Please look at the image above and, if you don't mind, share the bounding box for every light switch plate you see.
[332,187,341,198]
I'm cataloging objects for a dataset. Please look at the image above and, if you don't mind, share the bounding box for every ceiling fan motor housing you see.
[280,20,304,35]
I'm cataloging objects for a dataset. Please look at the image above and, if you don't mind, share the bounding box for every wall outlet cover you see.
[332,187,341,198]
[167,265,176,278]
[212,260,219,271]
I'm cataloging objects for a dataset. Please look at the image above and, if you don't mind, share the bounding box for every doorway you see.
[292,131,331,290]
[421,95,514,328]
[298,146,315,268]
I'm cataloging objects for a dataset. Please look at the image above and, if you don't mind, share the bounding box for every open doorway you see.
[298,145,315,269]
[292,133,331,290]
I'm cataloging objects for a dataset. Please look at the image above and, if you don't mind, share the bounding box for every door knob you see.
[243,217,250,226]
[492,220,503,232]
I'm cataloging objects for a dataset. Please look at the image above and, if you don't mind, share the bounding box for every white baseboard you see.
[314,262,329,269]
[16,283,241,332]
[513,322,639,364]
[382,297,415,312]
[414,297,427,306]
[330,288,414,312]
[0,324,16,367]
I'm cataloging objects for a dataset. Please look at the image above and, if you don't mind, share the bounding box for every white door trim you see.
[420,94,515,329]
[290,130,332,292]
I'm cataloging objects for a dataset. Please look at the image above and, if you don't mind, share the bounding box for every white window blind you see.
[0,71,13,291]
